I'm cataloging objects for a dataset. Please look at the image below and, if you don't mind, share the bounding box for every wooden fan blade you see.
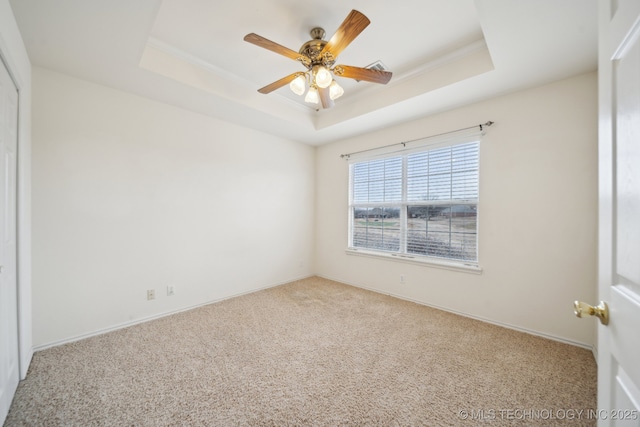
[320,10,370,58]
[258,73,301,94]
[318,86,334,109]
[334,65,392,84]
[244,33,305,62]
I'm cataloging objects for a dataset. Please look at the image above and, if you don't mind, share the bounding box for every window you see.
[348,140,479,264]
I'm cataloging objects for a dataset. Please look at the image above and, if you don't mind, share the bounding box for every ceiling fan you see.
[243,9,392,109]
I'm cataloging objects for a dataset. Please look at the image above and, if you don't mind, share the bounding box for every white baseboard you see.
[33,274,314,352]
[317,273,595,352]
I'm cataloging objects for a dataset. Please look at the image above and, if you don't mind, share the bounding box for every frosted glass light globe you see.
[329,80,344,100]
[315,66,332,89]
[305,86,319,104]
[289,74,306,96]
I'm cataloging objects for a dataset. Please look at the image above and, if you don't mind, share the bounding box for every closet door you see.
[0,57,19,425]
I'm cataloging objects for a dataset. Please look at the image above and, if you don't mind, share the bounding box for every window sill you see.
[345,248,483,274]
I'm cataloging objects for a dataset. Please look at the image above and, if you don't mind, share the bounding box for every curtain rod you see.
[340,121,494,160]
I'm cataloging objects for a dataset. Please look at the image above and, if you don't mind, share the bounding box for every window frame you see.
[346,137,482,273]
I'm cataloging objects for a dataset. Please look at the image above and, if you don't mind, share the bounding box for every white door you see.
[0,57,19,424]
[596,0,640,425]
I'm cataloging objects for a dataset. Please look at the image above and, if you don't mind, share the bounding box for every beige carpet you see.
[6,276,596,426]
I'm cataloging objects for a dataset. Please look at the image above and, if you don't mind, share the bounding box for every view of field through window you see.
[352,205,477,260]
[349,141,479,262]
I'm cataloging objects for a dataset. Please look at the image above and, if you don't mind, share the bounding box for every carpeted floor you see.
[6,276,596,426]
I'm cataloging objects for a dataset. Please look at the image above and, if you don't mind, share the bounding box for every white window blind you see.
[349,140,480,264]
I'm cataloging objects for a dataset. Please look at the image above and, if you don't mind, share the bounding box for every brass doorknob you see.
[574,301,609,325]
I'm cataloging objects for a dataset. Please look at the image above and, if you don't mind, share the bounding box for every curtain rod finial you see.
[480,121,494,131]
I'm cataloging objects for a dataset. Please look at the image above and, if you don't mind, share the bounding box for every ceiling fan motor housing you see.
[298,28,334,68]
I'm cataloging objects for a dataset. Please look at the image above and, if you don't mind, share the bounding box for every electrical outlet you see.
[147,289,155,300]
[167,285,175,296]
[400,275,405,284]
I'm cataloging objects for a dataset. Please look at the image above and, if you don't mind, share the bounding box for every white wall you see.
[0,0,33,378]
[32,68,315,348]
[316,72,598,347]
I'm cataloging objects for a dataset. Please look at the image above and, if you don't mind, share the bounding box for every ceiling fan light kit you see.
[243,9,392,109]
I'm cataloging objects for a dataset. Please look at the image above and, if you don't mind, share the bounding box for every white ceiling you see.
[9,0,597,145]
